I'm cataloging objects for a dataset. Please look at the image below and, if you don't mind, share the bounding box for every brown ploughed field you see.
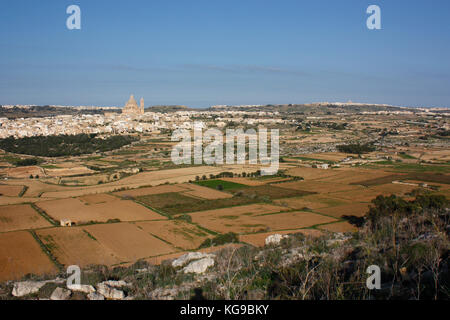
[135,220,212,250]
[0,204,52,232]
[83,223,177,262]
[36,227,121,267]
[0,231,57,282]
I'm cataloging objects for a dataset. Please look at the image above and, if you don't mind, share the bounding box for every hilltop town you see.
[1,98,448,139]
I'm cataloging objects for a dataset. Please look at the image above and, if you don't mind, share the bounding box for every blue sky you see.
[1,0,449,108]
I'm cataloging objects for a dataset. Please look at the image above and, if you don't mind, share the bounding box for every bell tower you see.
[140,97,145,114]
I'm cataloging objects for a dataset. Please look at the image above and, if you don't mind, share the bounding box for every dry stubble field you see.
[83,223,177,262]
[0,231,57,282]
[35,197,165,224]
[36,227,121,267]
[1,161,448,282]
[0,204,52,232]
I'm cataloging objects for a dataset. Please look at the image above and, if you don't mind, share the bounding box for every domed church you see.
[122,94,144,115]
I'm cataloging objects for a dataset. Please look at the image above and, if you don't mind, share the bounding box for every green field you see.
[194,179,248,190]
[136,192,259,215]
[398,153,416,160]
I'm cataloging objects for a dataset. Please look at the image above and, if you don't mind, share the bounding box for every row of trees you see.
[336,142,376,154]
[0,134,138,157]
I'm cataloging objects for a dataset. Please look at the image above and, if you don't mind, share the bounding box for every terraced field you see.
[0,163,448,282]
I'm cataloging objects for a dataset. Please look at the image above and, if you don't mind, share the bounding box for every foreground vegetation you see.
[0,134,138,157]
[1,193,448,300]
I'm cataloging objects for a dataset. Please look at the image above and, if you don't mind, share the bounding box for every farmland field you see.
[83,223,177,262]
[277,180,363,194]
[219,177,266,186]
[233,184,315,199]
[78,193,118,205]
[0,185,25,197]
[189,204,336,234]
[274,194,349,210]
[179,183,233,199]
[0,151,448,283]
[0,231,57,282]
[36,227,121,267]
[35,197,165,224]
[136,192,259,215]
[0,204,52,232]
[189,204,289,233]
[135,220,212,250]
[250,211,338,231]
[318,221,358,233]
[113,184,187,197]
[315,202,371,218]
[194,179,249,190]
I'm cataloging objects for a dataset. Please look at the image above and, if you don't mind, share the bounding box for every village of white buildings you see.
[0,95,287,139]
[0,95,448,139]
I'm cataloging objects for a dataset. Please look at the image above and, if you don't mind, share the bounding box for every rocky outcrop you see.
[100,280,131,288]
[96,283,125,300]
[50,287,71,300]
[67,284,96,294]
[183,257,215,274]
[87,292,105,300]
[265,234,288,246]
[172,252,215,268]
[12,281,47,297]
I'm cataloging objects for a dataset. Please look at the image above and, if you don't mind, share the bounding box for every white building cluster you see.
[0,109,287,139]
[0,113,161,138]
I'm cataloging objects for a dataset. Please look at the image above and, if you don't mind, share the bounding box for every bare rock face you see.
[96,283,125,300]
[149,288,179,300]
[87,292,105,300]
[326,233,351,246]
[183,257,215,274]
[50,287,71,300]
[172,252,215,268]
[12,281,47,297]
[67,284,96,294]
[265,234,288,246]
[100,280,131,288]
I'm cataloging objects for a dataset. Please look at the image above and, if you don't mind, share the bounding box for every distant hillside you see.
[207,103,418,114]
[0,106,120,119]
[145,105,195,113]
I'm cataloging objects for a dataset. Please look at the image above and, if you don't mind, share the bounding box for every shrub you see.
[174,214,192,223]
[336,143,376,154]
[16,158,40,166]
[199,232,239,248]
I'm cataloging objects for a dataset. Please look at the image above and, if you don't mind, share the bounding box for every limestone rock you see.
[67,284,96,294]
[265,234,288,246]
[96,283,125,300]
[100,280,131,288]
[326,233,351,246]
[12,281,47,297]
[87,292,105,300]
[149,288,179,300]
[172,252,215,268]
[183,257,215,274]
[50,287,71,300]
